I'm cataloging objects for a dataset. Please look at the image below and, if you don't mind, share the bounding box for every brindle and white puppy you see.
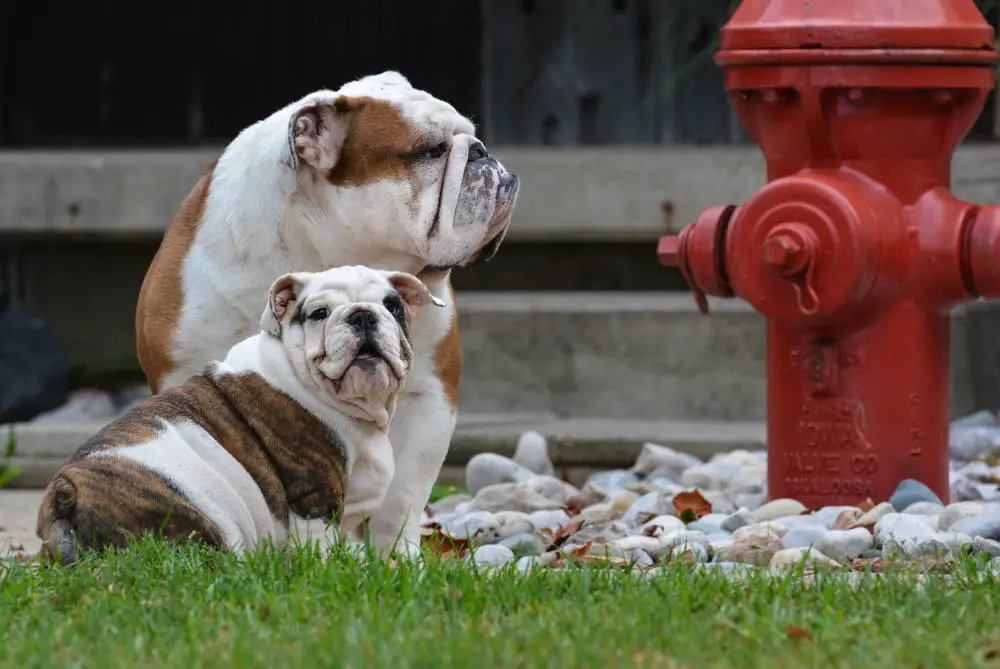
[37,266,442,565]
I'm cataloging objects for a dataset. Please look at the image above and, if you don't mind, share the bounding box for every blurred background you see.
[3,0,1000,485]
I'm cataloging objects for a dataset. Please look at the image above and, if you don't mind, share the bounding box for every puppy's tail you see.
[36,474,80,566]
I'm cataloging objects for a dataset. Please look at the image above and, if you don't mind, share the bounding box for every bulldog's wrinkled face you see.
[260,265,444,415]
[287,71,520,270]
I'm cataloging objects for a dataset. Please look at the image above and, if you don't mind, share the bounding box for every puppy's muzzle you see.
[346,308,383,363]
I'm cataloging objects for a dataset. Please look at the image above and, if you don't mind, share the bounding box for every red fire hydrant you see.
[659,0,1000,508]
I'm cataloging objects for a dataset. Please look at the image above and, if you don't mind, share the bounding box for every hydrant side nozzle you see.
[658,228,710,314]
[905,188,981,311]
[658,204,739,316]
[966,204,1000,300]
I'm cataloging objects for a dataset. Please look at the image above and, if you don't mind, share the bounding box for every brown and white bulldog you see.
[38,265,440,565]
[134,70,519,558]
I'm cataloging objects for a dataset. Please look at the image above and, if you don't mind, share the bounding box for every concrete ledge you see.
[2,414,766,489]
[3,145,1000,240]
[454,292,976,422]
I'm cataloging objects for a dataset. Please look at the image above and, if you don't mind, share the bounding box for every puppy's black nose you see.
[347,309,378,331]
[467,141,488,162]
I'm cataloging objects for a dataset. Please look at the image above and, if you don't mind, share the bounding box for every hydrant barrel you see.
[658,0,999,507]
[767,309,950,506]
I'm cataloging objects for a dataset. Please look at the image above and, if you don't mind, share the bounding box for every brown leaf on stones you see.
[786,624,811,641]
[562,496,587,517]
[833,509,862,531]
[672,490,712,520]
[847,520,877,534]
[642,523,664,538]
[856,497,877,513]
[419,525,470,559]
[540,520,584,551]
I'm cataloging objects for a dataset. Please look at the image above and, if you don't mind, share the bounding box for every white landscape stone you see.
[817,528,874,561]
[752,498,806,522]
[431,426,1000,573]
[512,430,555,477]
[939,501,986,532]
[733,521,789,542]
[769,547,841,570]
[465,453,535,495]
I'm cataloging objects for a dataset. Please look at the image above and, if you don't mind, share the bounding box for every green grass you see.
[427,483,465,504]
[2,539,1000,669]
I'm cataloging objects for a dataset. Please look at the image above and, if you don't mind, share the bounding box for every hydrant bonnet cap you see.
[720,0,996,52]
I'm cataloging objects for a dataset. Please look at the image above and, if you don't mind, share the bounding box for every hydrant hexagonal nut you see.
[762,235,801,270]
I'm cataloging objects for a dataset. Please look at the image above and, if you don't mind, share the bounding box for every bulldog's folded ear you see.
[260,272,311,338]
[384,271,446,316]
[287,97,361,172]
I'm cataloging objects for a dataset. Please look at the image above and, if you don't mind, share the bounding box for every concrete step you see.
[2,414,766,489]
[454,292,977,422]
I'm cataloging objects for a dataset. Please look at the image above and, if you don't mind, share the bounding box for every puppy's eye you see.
[307,307,330,321]
[383,295,405,322]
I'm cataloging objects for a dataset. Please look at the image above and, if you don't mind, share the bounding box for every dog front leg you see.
[340,440,396,545]
[367,390,456,558]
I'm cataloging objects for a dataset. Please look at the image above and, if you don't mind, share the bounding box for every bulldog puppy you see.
[135,70,519,557]
[37,266,441,565]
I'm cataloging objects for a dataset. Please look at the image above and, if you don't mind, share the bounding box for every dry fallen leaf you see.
[419,527,471,559]
[672,490,712,521]
[786,624,811,641]
[833,509,862,531]
[568,541,593,558]
[642,523,664,538]
[856,497,877,513]
[541,520,584,551]
[562,497,587,517]
[848,521,876,535]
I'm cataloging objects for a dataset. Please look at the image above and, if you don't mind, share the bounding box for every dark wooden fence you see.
[1,0,998,147]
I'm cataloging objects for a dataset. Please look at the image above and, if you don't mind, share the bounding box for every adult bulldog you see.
[134,71,519,557]
[40,266,439,565]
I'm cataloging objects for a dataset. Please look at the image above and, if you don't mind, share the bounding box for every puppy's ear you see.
[383,271,446,316]
[287,96,363,172]
[260,273,310,338]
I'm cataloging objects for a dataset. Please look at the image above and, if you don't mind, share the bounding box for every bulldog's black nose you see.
[347,309,378,331]
[467,141,488,162]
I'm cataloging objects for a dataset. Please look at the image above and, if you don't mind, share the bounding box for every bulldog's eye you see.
[418,142,448,160]
[307,307,330,321]
[383,295,405,323]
